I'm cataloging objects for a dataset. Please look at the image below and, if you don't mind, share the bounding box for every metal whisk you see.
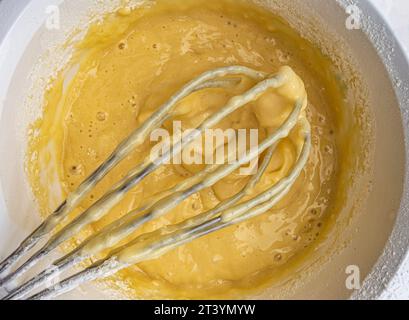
[0,65,311,300]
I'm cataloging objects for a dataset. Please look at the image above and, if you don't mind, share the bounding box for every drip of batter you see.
[27,0,345,299]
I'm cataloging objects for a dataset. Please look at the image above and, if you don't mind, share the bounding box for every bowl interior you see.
[0,0,407,299]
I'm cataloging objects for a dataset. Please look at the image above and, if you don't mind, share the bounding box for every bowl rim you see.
[348,0,409,300]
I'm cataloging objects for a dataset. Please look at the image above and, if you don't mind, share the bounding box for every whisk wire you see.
[0,67,265,278]
[28,123,310,300]
[0,66,311,300]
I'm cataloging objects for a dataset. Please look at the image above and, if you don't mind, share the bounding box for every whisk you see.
[0,65,311,300]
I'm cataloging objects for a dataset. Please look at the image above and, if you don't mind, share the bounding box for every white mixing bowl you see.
[0,0,408,299]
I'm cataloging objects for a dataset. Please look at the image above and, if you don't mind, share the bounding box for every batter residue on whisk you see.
[27,0,352,299]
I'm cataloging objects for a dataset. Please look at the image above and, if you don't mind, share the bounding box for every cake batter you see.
[27,0,347,299]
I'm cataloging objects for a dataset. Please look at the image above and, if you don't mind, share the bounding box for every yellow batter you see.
[27,0,346,299]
